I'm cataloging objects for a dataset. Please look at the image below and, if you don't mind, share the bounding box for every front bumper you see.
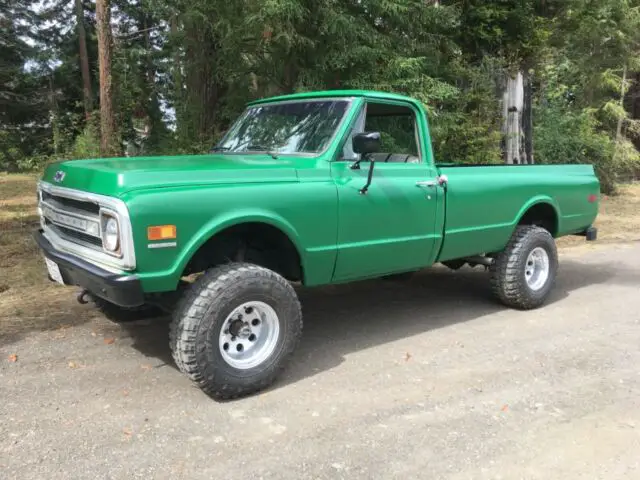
[33,229,145,307]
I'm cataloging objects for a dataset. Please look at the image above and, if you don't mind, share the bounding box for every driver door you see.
[331,100,441,281]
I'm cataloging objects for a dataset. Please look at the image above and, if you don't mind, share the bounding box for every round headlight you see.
[103,217,120,252]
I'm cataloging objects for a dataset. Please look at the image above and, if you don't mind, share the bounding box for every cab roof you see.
[247,90,419,106]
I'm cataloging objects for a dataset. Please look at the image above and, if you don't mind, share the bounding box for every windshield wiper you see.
[246,145,279,159]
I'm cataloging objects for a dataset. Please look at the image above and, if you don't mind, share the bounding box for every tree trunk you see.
[612,64,628,170]
[181,17,225,144]
[503,71,524,164]
[523,71,534,164]
[75,0,93,119]
[171,14,184,134]
[615,64,627,142]
[142,15,154,139]
[632,72,640,121]
[49,75,60,155]
[96,0,119,156]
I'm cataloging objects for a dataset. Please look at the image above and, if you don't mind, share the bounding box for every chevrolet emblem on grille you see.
[53,170,66,183]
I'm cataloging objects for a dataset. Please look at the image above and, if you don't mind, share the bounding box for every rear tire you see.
[490,226,558,310]
[169,263,302,400]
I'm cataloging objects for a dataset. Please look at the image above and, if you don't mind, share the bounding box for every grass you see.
[0,174,95,344]
[1,173,639,343]
[556,184,640,247]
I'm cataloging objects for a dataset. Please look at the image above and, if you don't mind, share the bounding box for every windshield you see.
[216,100,350,155]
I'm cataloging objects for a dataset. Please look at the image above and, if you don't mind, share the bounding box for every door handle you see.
[416,180,437,188]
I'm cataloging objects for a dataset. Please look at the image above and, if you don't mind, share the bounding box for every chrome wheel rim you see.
[219,301,280,370]
[525,247,550,291]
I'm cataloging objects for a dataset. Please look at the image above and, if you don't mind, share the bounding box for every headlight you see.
[101,212,121,255]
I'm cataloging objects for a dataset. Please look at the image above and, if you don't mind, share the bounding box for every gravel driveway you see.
[2,243,639,479]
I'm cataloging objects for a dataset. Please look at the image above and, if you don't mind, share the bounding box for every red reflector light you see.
[588,194,598,203]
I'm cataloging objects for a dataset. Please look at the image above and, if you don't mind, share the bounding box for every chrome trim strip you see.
[38,181,136,270]
[147,242,177,249]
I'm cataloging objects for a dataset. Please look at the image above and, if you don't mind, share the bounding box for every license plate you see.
[44,257,65,285]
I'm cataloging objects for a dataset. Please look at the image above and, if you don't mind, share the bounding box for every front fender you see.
[174,208,305,280]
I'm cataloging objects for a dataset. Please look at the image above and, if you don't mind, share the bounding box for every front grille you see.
[45,220,103,248]
[42,191,100,215]
[40,190,103,252]
[38,183,135,270]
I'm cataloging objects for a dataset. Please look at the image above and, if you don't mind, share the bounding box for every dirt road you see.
[1,243,639,479]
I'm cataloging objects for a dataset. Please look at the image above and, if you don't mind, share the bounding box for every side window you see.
[341,106,366,161]
[365,102,421,163]
[340,101,422,163]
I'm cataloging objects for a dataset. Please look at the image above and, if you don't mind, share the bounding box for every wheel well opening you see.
[518,203,558,236]
[182,223,304,282]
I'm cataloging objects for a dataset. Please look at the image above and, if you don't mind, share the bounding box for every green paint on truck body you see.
[39,90,600,293]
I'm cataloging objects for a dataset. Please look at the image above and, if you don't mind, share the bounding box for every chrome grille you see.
[41,191,100,215]
[37,182,136,271]
[45,219,103,248]
[40,193,102,252]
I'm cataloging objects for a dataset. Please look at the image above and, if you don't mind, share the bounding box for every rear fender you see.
[514,196,562,235]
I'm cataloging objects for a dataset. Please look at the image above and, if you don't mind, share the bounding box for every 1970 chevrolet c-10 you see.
[34,90,600,398]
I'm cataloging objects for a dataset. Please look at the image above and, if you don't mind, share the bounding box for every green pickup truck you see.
[34,90,600,398]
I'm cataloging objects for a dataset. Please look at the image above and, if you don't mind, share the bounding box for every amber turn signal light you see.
[148,225,177,241]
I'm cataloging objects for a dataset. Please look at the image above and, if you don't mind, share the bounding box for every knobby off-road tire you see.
[169,263,302,400]
[490,226,559,310]
[92,296,162,323]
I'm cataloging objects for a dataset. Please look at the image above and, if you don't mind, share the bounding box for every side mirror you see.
[350,132,381,195]
[352,131,381,155]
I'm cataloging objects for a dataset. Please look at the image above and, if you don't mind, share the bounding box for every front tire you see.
[490,226,558,310]
[169,263,302,400]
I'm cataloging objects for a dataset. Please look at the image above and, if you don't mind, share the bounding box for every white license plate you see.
[44,257,65,285]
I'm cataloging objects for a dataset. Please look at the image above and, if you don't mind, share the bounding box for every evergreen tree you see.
[1,0,640,191]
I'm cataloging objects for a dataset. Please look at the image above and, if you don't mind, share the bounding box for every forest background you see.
[3,0,640,193]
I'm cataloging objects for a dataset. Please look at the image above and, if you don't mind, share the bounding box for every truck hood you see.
[41,154,300,197]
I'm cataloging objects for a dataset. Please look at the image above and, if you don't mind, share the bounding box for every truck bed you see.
[436,164,600,262]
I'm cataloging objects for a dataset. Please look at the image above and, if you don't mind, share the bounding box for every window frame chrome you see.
[37,181,136,271]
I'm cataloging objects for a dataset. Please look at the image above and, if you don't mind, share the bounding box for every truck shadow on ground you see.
[121,255,638,397]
